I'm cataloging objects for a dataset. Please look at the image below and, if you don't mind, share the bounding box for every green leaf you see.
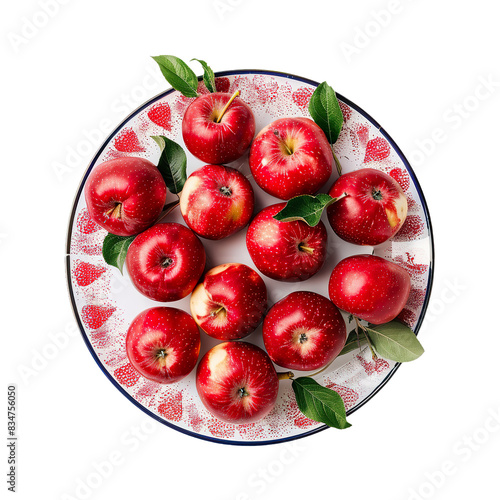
[151,135,187,194]
[365,321,425,362]
[102,233,135,273]
[191,58,216,93]
[308,81,344,144]
[292,377,351,430]
[151,55,199,97]
[339,330,368,356]
[273,193,346,226]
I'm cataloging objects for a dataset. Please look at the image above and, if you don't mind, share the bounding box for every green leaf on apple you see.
[273,192,346,227]
[365,321,425,362]
[339,329,367,356]
[102,233,136,273]
[152,55,199,98]
[292,377,351,430]
[308,81,344,144]
[151,135,187,195]
[191,58,216,93]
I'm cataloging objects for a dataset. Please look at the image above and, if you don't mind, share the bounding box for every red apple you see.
[327,168,408,246]
[249,117,333,200]
[329,254,411,325]
[182,91,255,164]
[246,203,328,282]
[190,263,267,340]
[263,291,347,371]
[196,341,279,424]
[126,307,200,384]
[179,164,254,240]
[126,223,206,302]
[84,157,167,236]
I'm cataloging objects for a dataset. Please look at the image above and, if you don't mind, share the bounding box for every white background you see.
[2,1,499,499]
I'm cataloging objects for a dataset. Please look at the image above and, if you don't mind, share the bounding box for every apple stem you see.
[331,146,342,176]
[106,203,122,220]
[216,90,240,123]
[298,243,314,255]
[211,305,226,316]
[273,130,295,156]
[277,371,295,381]
[280,137,294,156]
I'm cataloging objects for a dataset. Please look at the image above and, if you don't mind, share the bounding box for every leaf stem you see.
[331,146,342,176]
[155,199,180,223]
[355,317,378,360]
[216,90,240,123]
[351,325,362,351]
[277,371,295,381]
[331,192,348,204]
[307,358,335,378]
[354,316,364,331]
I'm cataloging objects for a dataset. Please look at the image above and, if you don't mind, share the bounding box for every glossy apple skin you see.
[327,168,408,246]
[126,223,206,302]
[246,203,328,282]
[329,254,411,325]
[182,92,255,164]
[179,165,254,240]
[196,341,279,424]
[190,263,267,340]
[249,117,333,200]
[84,157,167,237]
[126,307,200,384]
[263,291,347,371]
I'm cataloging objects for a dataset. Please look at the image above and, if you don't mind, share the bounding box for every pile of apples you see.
[84,65,412,427]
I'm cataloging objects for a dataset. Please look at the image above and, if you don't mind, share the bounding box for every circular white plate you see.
[66,70,434,445]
